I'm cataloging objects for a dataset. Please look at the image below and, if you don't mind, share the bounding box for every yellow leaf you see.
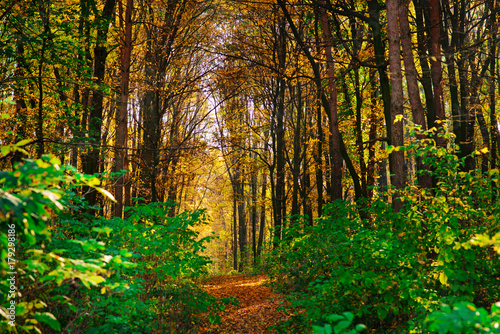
[466,304,476,311]
[101,287,106,294]
[96,187,116,202]
[439,272,448,285]
[87,275,105,285]
[87,177,100,187]
[15,139,33,147]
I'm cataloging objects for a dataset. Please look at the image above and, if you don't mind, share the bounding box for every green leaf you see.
[342,312,354,323]
[326,314,345,322]
[334,320,351,334]
[34,312,61,331]
[377,307,388,321]
[355,324,367,332]
[1,145,11,156]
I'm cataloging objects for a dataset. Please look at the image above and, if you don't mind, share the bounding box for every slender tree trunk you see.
[398,0,432,189]
[237,175,246,272]
[319,1,342,201]
[314,91,324,216]
[233,194,238,271]
[367,69,378,198]
[36,0,49,158]
[387,0,406,211]
[368,0,392,144]
[441,0,461,139]
[251,158,258,265]
[272,15,287,246]
[489,3,498,175]
[115,0,133,218]
[257,170,267,258]
[291,81,302,216]
[84,0,117,208]
[353,70,367,197]
[13,42,28,165]
[413,0,436,128]
[429,0,445,129]
[302,95,313,225]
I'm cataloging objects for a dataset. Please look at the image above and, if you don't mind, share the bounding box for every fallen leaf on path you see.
[198,274,290,333]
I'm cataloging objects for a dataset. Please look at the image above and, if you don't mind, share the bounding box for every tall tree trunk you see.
[441,0,461,139]
[115,0,133,218]
[257,170,267,258]
[367,69,378,198]
[236,174,246,272]
[302,94,313,225]
[291,81,302,217]
[314,90,324,216]
[353,70,367,197]
[233,194,238,271]
[319,0,342,201]
[13,42,28,165]
[272,15,287,246]
[429,0,445,130]
[489,1,499,175]
[251,157,258,265]
[398,0,432,189]
[387,0,406,211]
[84,0,117,208]
[368,0,392,144]
[413,0,436,128]
[36,0,50,158]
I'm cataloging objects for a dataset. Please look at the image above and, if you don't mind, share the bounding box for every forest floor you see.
[198,274,290,333]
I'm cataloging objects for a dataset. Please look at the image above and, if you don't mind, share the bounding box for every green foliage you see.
[424,232,500,333]
[312,312,367,334]
[268,129,500,332]
[0,148,227,333]
[0,154,120,332]
[425,302,500,333]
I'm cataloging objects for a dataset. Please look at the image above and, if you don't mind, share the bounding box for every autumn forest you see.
[1,0,500,332]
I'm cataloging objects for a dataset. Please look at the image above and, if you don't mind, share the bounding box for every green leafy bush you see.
[1,147,227,333]
[0,154,121,332]
[269,129,500,332]
[425,302,500,333]
[312,312,367,334]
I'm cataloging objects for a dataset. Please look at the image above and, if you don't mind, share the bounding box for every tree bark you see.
[413,0,436,129]
[398,0,432,189]
[84,0,117,208]
[257,170,267,258]
[429,0,445,128]
[319,0,342,201]
[115,0,133,218]
[368,0,392,144]
[387,0,406,211]
[291,81,302,217]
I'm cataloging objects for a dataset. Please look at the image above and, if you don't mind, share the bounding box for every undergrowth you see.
[0,145,230,333]
[269,129,500,333]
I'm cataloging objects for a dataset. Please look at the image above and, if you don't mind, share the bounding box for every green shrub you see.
[1,146,228,333]
[0,153,122,332]
[269,129,500,332]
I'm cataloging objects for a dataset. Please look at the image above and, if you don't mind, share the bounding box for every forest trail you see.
[199,274,289,333]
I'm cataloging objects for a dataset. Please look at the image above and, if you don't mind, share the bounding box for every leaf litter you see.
[198,274,290,333]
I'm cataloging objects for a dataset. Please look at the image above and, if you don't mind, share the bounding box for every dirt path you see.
[199,274,289,333]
